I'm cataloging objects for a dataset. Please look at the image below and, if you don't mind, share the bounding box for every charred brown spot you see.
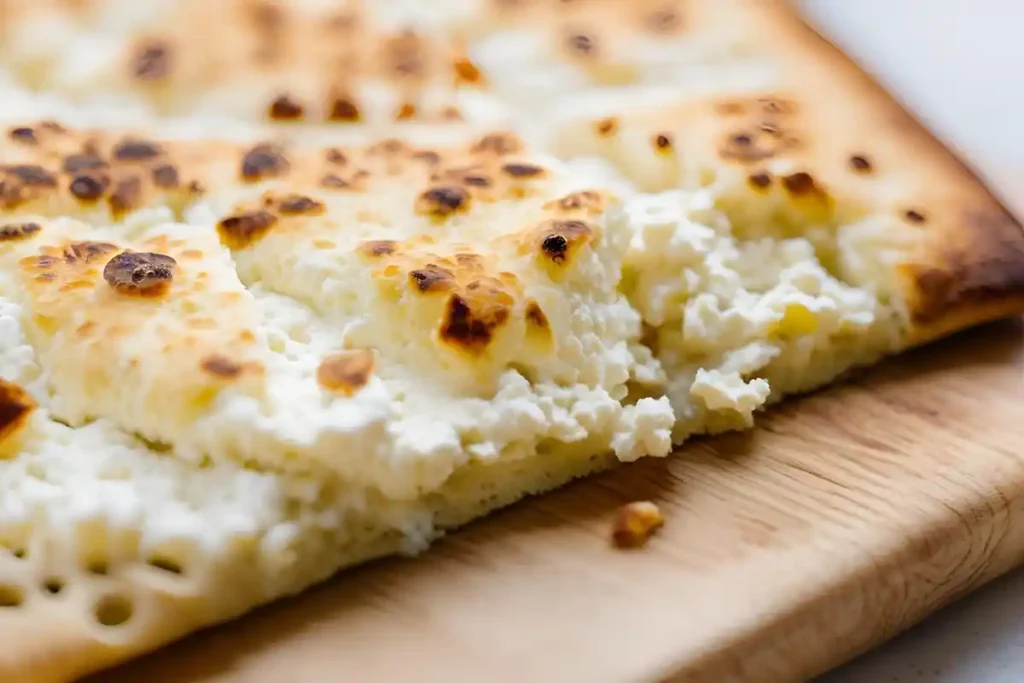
[268,95,304,120]
[538,220,595,265]
[472,133,523,156]
[463,174,491,187]
[849,154,873,173]
[358,240,397,258]
[781,172,817,195]
[241,143,289,182]
[217,209,278,249]
[416,186,471,219]
[69,173,109,201]
[0,379,36,446]
[63,152,107,174]
[132,41,171,80]
[277,194,325,216]
[732,133,752,147]
[394,102,417,120]
[327,96,361,122]
[112,139,163,162]
[904,209,927,224]
[8,127,36,144]
[152,164,180,189]
[409,264,455,293]
[108,176,143,214]
[440,294,508,353]
[453,57,485,85]
[525,300,549,329]
[567,33,596,55]
[325,148,347,166]
[653,133,673,152]
[320,173,349,190]
[316,349,375,395]
[200,354,243,379]
[0,222,41,241]
[501,162,546,179]
[7,165,57,187]
[595,117,619,137]
[748,172,772,190]
[102,251,177,296]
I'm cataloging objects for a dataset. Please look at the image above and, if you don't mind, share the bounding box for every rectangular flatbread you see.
[0,1,1022,681]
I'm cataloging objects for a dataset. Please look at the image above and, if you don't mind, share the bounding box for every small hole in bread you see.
[94,594,133,627]
[42,578,64,596]
[147,555,184,575]
[0,584,23,607]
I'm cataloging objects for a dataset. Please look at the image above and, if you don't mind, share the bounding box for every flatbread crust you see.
[0,2,1022,682]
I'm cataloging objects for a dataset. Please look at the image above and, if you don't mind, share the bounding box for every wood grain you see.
[94,318,1024,683]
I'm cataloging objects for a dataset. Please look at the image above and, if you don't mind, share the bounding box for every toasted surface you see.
[0,1,1023,682]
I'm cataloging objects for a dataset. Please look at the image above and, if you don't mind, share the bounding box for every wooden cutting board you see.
[93,318,1024,683]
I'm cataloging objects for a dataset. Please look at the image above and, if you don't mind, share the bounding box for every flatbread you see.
[0,1,1022,681]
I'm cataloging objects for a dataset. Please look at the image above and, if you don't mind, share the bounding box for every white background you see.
[797,2,1024,681]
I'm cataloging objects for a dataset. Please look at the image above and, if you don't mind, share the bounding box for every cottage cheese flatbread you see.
[0,1,1022,681]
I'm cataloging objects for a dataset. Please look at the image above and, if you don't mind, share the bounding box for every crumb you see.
[612,501,664,548]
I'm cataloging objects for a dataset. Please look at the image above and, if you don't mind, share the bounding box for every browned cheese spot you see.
[26,241,118,276]
[415,186,471,219]
[7,165,57,187]
[525,300,549,329]
[102,251,177,296]
[747,172,772,191]
[409,264,455,293]
[327,96,361,122]
[439,293,510,354]
[325,148,347,166]
[538,220,595,265]
[217,209,278,249]
[849,154,873,173]
[471,132,523,156]
[132,40,171,80]
[112,139,163,162]
[781,171,818,196]
[566,32,596,56]
[316,349,375,395]
[0,222,41,241]
[904,208,927,224]
[544,190,604,215]
[8,127,36,145]
[320,173,350,190]
[108,176,143,215]
[394,102,417,121]
[152,164,180,189]
[453,56,485,86]
[0,379,37,446]
[200,354,243,379]
[268,95,304,121]
[63,152,107,174]
[595,117,619,137]
[653,133,673,153]
[241,143,290,182]
[357,240,397,259]
[501,162,546,179]
[69,174,109,202]
[277,194,326,216]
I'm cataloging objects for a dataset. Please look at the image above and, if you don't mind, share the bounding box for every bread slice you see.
[0,1,1022,682]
